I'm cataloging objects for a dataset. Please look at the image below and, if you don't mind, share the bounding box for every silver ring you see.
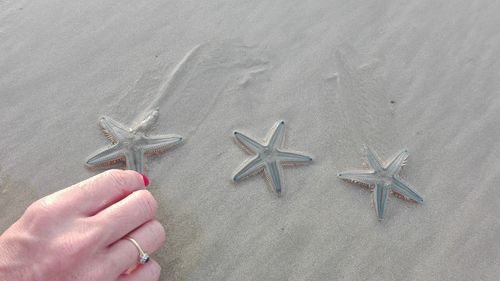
[124,237,150,264]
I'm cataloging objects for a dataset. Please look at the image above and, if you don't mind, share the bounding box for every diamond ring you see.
[124,237,150,264]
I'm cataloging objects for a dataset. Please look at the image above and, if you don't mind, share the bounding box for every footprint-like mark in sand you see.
[156,41,270,139]
[334,44,398,151]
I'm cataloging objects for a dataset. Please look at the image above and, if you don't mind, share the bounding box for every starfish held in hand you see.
[85,109,183,174]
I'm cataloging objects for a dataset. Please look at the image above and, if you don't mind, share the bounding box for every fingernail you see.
[141,173,149,187]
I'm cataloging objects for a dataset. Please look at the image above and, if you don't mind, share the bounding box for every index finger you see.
[51,169,148,216]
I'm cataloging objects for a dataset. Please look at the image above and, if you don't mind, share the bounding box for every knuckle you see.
[24,201,42,218]
[135,190,157,218]
[24,197,58,221]
[103,169,142,194]
[21,197,72,235]
[148,220,166,244]
[104,169,129,188]
[84,218,108,245]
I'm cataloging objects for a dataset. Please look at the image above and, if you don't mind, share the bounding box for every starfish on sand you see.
[85,109,182,174]
[232,121,312,195]
[337,146,423,220]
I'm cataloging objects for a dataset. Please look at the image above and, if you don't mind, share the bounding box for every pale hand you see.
[0,169,166,281]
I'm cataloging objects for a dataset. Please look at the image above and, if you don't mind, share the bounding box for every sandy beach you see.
[1,1,499,280]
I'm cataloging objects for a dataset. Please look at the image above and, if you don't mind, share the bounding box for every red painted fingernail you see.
[141,173,149,187]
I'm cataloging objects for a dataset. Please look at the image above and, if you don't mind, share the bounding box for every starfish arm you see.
[234,131,265,154]
[267,120,286,148]
[365,145,384,172]
[264,161,283,194]
[233,156,265,182]
[141,134,183,154]
[373,183,390,220]
[99,116,132,142]
[124,150,145,174]
[85,144,125,167]
[385,149,409,175]
[391,176,423,203]
[276,150,313,164]
[337,170,379,185]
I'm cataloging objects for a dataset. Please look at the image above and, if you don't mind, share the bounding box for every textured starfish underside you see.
[232,121,312,195]
[338,146,423,220]
[85,109,182,174]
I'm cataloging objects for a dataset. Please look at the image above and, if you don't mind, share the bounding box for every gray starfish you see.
[85,109,182,174]
[338,146,423,220]
[232,121,312,195]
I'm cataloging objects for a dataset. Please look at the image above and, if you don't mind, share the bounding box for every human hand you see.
[0,169,166,281]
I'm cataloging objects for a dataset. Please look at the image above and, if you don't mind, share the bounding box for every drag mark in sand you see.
[161,42,270,140]
[334,45,395,149]
[85,46,201,174]
[86,42,269,174]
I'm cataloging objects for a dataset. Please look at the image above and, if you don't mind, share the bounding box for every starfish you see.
[85,109,183,174]
[337,146,423,220]
[232,121,312,195]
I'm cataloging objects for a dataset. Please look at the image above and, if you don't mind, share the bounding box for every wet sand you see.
[1,1,499,280]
